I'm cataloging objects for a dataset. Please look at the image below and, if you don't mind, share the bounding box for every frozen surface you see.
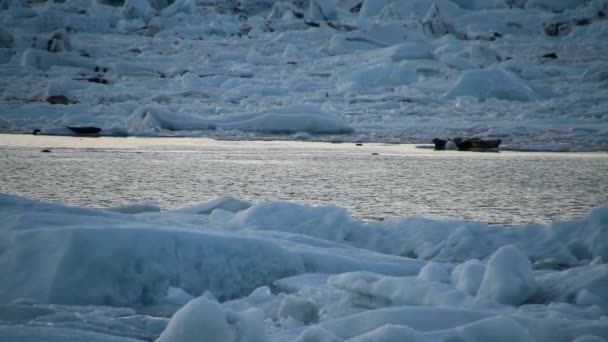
[1,0,608,150]
[1,193,607,341]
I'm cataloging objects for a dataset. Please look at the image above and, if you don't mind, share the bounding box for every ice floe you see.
[1,193,607,341]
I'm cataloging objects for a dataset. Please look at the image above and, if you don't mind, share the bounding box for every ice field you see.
[0,0,607,150]
[1,194,608,341]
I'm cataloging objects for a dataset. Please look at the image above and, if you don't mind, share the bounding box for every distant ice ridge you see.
[1,193,607,341]
[0,0,607,150]
[126,104,354,135]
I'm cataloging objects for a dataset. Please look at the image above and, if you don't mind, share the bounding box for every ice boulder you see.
[296,326,341,342]
[444,316,534,342]
[334,61,417,92]
[444,68,539,101]
[360,0,388,18]
[451,259,486,296]
[451,0,508,10]
[225,201,357,242]
[526,0,584,12]
[21,49,95,71]
[155,296,234,342]
[279,295,319,323]
[418,262,451,283]
[127,106,214,133]
[173,195,251,215]
[308,0,337,21]
[122,0,157,22]
[105,201,161,214]
[572,336,607,342]
[216,105,354,135]
[477,245,537,306]
[0,195,304,306]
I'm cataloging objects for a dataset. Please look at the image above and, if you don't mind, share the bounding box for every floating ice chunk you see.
[283,43,300,60]
[21,49,95,71]
[174,195,251,215]
[451,0,508,10]
[127,106,214,133]
[279,295,319,323]
[444,68,540,101]
[155,296,234,342]
[535,263,608,311]
[247,50,279,66]
[443,316,534,342]
[0,195,304,305]
[274,274,332,293]
[0,27,14,48]
[232,308,269,342]
[573,335,607,342]
[46,29,72,53]
[423,3,449,37]
[308,0,337,21]
[328,23,418,55]
[321,306,491,339]
[418,262,450,283]
[292,132,313,140]
[334,61,417,92]
[181,72,206,88]
[122,0,157,21]
[526,0,585,12]
[227,201,356,242]
[349,324,427,342]
[296,326,341,342]
[477,245,537,306]
[210,209,236,223]
[329,271,490,309]
[161,286,194,306]
[575,289,605,308]
[451,259,486,296]
[160,0,196,17]
[377,43,433,61]
[360,0,388,17]
[216,105,354,134]
[0,325,143,342]
[105,201,161,214]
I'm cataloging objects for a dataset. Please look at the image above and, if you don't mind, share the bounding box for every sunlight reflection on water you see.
[1,135,607,225]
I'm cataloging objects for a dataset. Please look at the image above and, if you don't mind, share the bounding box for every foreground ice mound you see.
[1,194,608,341]
[0,195,303,305]
[477,245,537,305]
[155,297,234,342]
[444,68,540,101]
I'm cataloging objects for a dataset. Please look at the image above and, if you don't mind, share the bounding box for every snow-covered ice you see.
[0,0,607,150]
[1,193,607,341]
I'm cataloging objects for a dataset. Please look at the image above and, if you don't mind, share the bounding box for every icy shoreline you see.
[1,194,607,341]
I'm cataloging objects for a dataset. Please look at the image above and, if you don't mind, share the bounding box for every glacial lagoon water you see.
[1,134,607,225]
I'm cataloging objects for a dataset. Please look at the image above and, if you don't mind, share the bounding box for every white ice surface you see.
[0,0,607,150]
[1,193,608,341]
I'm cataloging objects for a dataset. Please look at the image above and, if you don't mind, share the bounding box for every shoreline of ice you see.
[5,132,608,153]
[1,193,607,341]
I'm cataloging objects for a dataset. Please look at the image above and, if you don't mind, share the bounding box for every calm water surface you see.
[1,134,607,225]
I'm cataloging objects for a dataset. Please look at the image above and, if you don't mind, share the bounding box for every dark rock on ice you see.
[432,138,448,150]
[542,52,558,59]
[66,126,102,134]
[46,95,70,105]
[433,138,501,151]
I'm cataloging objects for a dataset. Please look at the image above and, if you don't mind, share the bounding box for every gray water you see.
[1,135,607,225]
